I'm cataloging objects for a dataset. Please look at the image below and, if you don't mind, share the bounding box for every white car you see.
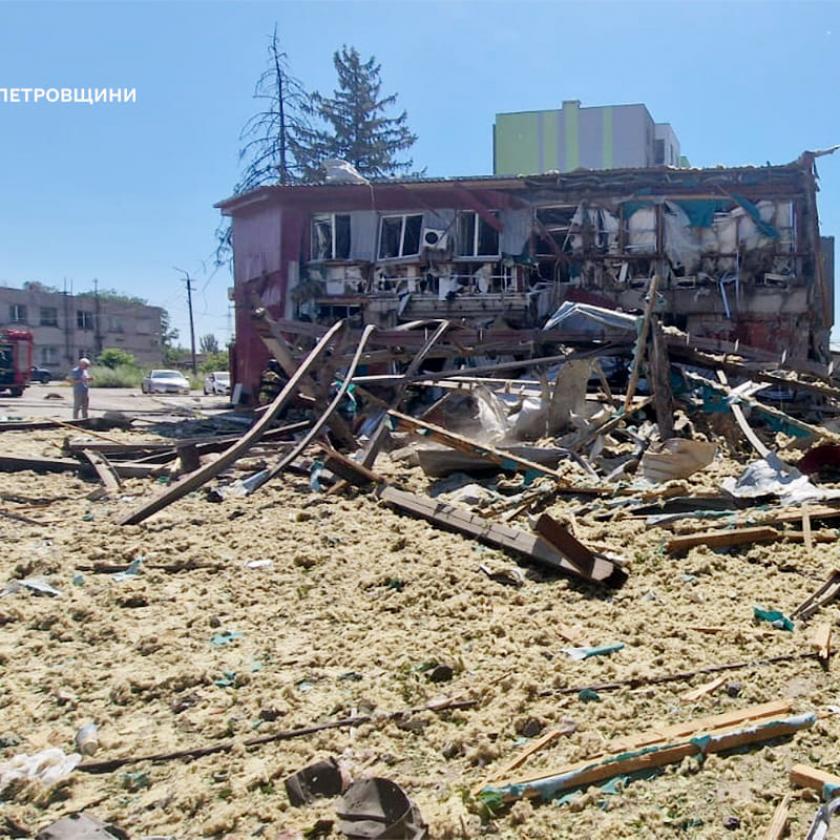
[141,369,191,395]
[204,371,231,396]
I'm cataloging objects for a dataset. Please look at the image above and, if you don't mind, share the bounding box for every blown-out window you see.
[311,214,351,261]
[457,212,500,257]
[378,214,423,259]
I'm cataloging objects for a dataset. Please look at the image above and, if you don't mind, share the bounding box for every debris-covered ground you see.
[1,407,840,838]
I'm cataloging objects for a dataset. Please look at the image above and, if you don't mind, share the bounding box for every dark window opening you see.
[403,215,422,256]
[654,139,665,165]
[334,215,351,259]
[378,214,423,259]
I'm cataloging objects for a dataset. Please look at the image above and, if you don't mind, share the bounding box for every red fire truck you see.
[0,328,33,397]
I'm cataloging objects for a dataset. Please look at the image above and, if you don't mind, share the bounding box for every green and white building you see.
[494,100,688,175]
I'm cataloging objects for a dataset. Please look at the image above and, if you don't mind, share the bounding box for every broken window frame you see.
[9,304,27,324]
[310,213,351,262]
[456,211,500,259]
[378,213,423,260]
[76,310,94,331]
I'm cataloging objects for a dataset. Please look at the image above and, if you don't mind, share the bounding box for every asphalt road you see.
[0,382,231,419]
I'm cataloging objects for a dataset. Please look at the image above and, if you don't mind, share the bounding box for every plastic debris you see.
[112,558,143,583]
[210,631,243,646]
[563,642,625,661]
[754,606,795,632]
[284,756,348,807]
[335,777,427,839]
[0,748,81,792]
[1,577,62,597]
[74,723,99,756]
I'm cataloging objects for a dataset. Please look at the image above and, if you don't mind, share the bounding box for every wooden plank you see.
[790,763,840,794]
[680,676,726,703]
[117,320,346,526]
[319,446,384,487]
[650,316,674,440]
[606,700,793,755]
[716,370,770,457]
[812,622,832,662]
[376,485,625,586]
[666,527,791,555]
[534,513,599,578]
[0,454,86,474]
[245,325,376,494]
[624,274,659,412]
[82,449,122,494]
[803,511,813,552]
[792,569,840,621]
[387,409,605,495]
[488,709,812,802]
[763,794,791,840]
[481,725,576,790]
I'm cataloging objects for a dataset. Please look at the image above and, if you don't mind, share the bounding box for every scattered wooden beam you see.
[117,320,346,526]
[624,275,659,412]
[539,652,821,697]
[533,513,603,579]
[792,570,840,621]
[763,793,791,840]
[0,454,153,479]
[790,763,840,795]
[82,449,122,495]
[649,316,674,439]
[680,675,726,703]
[812,622,832,663]
[484,704,813,803]
[387,409,605,495]
[478,724,577,792]
[78,696,476,774]
[665,526,835,555]
[376,485,626,586]
[716,369,771,458]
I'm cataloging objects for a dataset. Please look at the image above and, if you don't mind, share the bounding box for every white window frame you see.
[77,310,94,331]
[40,346,58,365]
[40,307,58,326]
[378,213,423,260]
[9,304,27,324]
[457,211,501,258]
[311,213,351,261]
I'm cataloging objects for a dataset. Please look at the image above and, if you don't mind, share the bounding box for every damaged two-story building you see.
[217,151,834,401]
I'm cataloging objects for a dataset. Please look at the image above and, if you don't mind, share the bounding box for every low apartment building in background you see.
[0,282,164,375]
[494,99,687,175]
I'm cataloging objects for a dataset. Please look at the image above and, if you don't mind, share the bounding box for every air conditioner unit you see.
[422,228,448,250]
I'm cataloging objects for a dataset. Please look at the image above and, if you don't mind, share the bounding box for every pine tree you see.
[299,46,417,181]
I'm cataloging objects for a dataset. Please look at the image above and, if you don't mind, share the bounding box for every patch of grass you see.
[89,364,142,388]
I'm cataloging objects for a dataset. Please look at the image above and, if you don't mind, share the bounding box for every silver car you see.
[141,369,191,395]
[203,370,230,396]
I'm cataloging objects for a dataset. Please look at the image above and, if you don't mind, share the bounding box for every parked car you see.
[141,369,191,395]
[30,365,52,384]
[203,370,230,396]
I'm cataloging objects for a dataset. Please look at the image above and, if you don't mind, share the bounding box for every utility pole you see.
[174,267,197,376]
[92,277,103,358]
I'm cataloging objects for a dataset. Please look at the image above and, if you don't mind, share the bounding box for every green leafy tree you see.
[200,349,230,374]
[161,310,182,365]
[296,45,418,181]
[98,347,137,369]
[199,333,220,354]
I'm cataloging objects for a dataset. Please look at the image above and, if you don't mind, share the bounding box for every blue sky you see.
[1,0,838,344]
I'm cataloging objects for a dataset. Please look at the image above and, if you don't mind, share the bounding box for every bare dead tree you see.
[215,26,313,265]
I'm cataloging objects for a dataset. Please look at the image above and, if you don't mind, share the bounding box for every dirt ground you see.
[1,424,839,839]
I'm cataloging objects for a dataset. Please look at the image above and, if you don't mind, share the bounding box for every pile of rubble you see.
[2,285,840,837]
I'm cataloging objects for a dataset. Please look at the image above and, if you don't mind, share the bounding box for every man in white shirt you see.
[68,357,93,419]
